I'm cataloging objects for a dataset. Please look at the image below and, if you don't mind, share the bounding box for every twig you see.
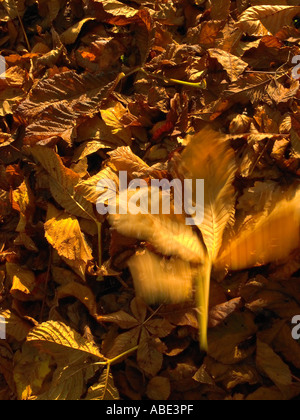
[248,138,272,177]
[12,0,31,51]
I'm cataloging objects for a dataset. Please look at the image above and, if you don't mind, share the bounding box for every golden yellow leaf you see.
[76,166,119,204]
[86,368,120,400]
[101,102,132,144]
[107,146,150,176]
[110,210,205,264]
[27,320,104,363]
[0,309,32,341]
[178,127,237,262]
[177,127,237,350]
[216,188,300,271]
[30,146,95,220]
[44,204,93,279]
[127,249,194,305]
[6,263,41,301]
[12,179,34,234]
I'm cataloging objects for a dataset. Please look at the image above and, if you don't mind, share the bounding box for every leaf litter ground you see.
[0,0,300,401]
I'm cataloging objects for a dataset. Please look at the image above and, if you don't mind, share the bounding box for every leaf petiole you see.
[117,67,206,89]
[92,345,139,368]
[140,68,206,89]
[107,345,139,366]
[96,221,103,281]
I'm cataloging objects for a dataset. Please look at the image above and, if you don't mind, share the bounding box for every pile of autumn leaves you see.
[1,0,300,401]
[1,129,300,400]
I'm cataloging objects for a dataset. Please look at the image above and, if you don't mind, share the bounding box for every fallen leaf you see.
[146,376,171,400]
[44,204,93,279]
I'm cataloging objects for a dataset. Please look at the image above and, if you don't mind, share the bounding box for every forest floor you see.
[0,0,300,401]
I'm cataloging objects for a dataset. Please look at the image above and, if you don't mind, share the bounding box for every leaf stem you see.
[196,259,212,352]
[12,0,31,51]
[140,68,206,88]
[96,222,103,271]
[107,345,139,366]
[118,67,206,89]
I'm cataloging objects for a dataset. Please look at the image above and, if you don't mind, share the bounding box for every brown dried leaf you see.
[256,339,292,393]
[237,5,300,36]
[146,376,171,400]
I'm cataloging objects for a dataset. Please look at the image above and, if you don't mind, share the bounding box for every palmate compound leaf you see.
[25,321,111,400]
[108,129,236,350]
[107,130,300,352]
[178,127,237,262]
[177,127,237,349]
[215,187,300,271]
[25,320,137,400]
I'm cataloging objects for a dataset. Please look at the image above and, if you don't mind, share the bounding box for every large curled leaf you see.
[237,5,300,36]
